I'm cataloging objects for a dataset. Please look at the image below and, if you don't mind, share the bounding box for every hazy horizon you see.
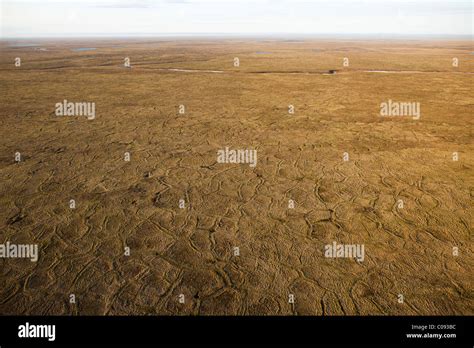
[1,0,472,39]
[1,33,472,41]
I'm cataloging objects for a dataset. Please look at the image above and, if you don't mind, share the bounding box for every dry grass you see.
[0,39,473,315]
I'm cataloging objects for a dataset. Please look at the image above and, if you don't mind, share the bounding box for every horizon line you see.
[2,33,473,40]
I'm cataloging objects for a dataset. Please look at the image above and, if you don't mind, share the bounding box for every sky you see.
[1,0,472,38]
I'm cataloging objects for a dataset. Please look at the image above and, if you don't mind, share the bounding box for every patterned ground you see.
[0,39,473,315]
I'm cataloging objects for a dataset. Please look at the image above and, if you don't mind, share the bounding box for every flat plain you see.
[0,38,473,315]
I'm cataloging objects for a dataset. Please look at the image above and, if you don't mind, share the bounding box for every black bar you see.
[0,316,472,346]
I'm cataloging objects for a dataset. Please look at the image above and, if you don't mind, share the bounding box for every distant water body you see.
[71,47,97,52]
[9,43,40,47]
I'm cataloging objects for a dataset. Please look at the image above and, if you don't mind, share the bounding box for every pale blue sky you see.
[1,0,472,38]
